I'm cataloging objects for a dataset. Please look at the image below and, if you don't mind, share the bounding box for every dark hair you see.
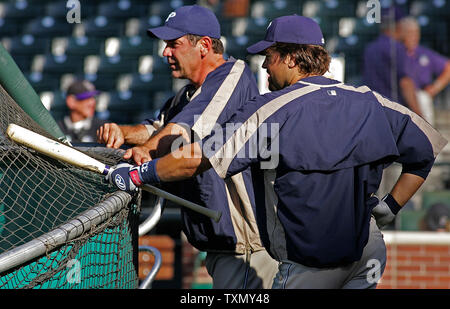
[186,34,224,54]
[270,43,331,76]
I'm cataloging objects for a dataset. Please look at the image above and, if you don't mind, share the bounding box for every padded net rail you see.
[0,84,140,288]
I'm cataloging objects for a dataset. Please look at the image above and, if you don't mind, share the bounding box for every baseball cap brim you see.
[75,90,100,100]
[246,40,275,54]
[147,26,186,40]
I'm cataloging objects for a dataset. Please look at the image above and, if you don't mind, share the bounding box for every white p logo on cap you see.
[166,12,176,22]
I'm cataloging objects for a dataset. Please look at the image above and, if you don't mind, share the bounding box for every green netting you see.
[0,83,140,289]
[0,206,138,289]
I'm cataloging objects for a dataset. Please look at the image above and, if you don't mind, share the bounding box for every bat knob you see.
[103,165,111,176]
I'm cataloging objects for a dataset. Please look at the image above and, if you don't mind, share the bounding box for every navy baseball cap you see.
[66,80,99,100]
[247,15,325,54]
[147,5,221,40]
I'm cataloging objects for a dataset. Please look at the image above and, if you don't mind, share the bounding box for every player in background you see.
[105,15,447,288]
[398,16,450,126]
[363,6,423,117]
[58,80,107,144]
[98,5,278,289]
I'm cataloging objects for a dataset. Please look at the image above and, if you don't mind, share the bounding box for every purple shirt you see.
[405,45,448,89]
[363,34,409,105]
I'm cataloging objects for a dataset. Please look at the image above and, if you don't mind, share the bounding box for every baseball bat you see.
[6,123,222,222]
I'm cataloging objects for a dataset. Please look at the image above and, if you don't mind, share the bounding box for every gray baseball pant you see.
[272,217,386,289]
[205,249,279,289]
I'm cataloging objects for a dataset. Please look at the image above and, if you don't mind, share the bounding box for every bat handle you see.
[141,184,222,223]
[103,165,221,222]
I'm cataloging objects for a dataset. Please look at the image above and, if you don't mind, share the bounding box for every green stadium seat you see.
[97,54,138,74]
[149,56,172,74]
[148,0,187,18]
[302,0,356,18]
[117,36,155,57]
[82,16,124,38]
[39,54,84,75]
[8,35,49,55]
[250,0,301,20]
[26,72,60,93]
[83,72,117,92]
[338,17,379,38]
[64,36,103,57]
[45,0,96,19]
[231,17,269,39]
[9,55,32,72]
[0,18,19,36]
[125,16,164,37]
[223,35,251,61]
[98,0,144,21]
[117,72,172,94]
[0,0,44,19]
[410,0,450,18]
[104,90,152,124]
[24,16,74,38]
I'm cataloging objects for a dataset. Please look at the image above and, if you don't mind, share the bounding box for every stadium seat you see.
[303,0,356,18]
[223,35,251,61]
[148,55,172,75]
[102,90,152,124]
[329,34,368,83]
[45,0,96,19]
[81,16,124,38]
[231,17,269,39]
[117,72,172,94]
[97,54,138,74]
[415,16,448,53]
[40,90,67,120]
[125,16,164,37]
[0,18,20,36]
[0,0,44,19]
[116,36,155,57]
[34,53,84,75]
[63,36,103,57]
[97,0,144,21]
[338,17,379,39]
[250,0,301,20]
[410,0,450,18]
[7,34,50,55]
[147,0,194,18]
[24,16,74,38]
[82,55,117,90]
[84,72,117,92]
[26,72,60,93]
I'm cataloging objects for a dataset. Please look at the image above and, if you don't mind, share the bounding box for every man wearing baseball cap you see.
[98,5,278,289]
[363,6,422,117]
[105,14,447,288]
[58,79,106,144]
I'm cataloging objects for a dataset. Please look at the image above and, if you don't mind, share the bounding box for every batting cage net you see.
[0,84,140,288]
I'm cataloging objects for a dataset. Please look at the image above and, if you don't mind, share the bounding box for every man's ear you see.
[198,36,213,57]
[286,55,296,68]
